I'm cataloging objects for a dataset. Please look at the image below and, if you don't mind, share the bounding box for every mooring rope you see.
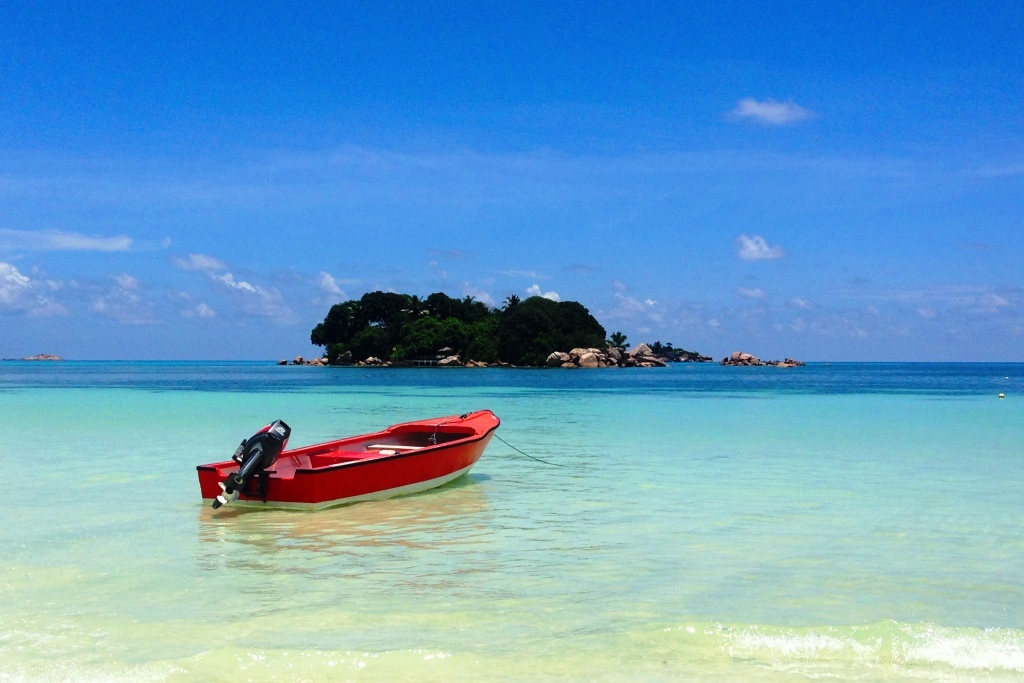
[493,433,568,468]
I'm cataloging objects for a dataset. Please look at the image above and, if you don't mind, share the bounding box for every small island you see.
[294,290,800,369]
[306,291,608,367]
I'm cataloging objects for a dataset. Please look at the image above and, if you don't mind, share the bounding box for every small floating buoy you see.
[999,393,1005,399]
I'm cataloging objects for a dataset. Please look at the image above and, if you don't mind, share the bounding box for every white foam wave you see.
[902,624,1024,672]
[707,620,1024,674]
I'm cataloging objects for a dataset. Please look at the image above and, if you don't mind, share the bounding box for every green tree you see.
[608,331,628,349]
[311,290,607,366]
[400,316,470,359]
[497,296,606,366]
[311,300,362,348]
[349,326,390,360]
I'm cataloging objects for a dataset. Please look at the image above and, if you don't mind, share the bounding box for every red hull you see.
[197,410,499,510]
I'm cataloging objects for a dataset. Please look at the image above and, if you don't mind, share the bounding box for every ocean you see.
[1,361,1022,681]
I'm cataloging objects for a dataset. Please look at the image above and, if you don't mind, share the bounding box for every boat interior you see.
[263,423,479,475]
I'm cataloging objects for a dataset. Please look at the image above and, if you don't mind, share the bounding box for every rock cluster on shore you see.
[279,346,802,369]
[545,345,670,368]
[279,355,330,366]
[720,351,805,367]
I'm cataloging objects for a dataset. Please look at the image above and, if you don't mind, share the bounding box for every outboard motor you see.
[213,420,291,509]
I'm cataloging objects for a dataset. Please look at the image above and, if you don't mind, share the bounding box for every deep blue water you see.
[2,360,1021,396]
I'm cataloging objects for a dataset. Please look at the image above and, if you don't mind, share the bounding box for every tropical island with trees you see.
[306,290,713,368]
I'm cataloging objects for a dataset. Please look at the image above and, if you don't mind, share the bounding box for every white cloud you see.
[90,273,157,324]
[173,253,227,272]
[0,229,133,252]
[503,269,544,279]
[462,284,496,307]
[736,234,785,261]
[737,287,767,299]
[0,263,30,295]
[213,272,289,318]
[790,297,813,309]
[526,284,560,301]
[0,262,65,316]
[730,98,814,125]
[217,272,257,293]
[182,302,216,319]
[113,273,140,290]
[317,271,343,296]
[175,252,293,321]
[918,307,937,318]
[977,293,1010,313]
[606,292,665,329]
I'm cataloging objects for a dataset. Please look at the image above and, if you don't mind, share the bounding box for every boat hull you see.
[197,410,499,510]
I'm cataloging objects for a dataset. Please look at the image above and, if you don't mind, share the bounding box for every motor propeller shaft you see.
[211,420,290,509]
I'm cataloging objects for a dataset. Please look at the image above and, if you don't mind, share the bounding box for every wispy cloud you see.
[790,297,813,309]
[182,302,216,319]
[503,269,545,279]
[834,284,1004,307]
[737,286,767,299]
[970,163,1024,178]
[173,253,227,272]
[89,273,158,324]
[174,252,294,321]
[730,98,814,125]
[599,291,665,333]
[428,249,469,259]
[0,229,133,252]
[0,261,65,316]
[462,283,495,307]
[176,291,216,319]
[976,292,1010,313]
[526,284,560,301]
[317,271,344,296]
[736,234,785,261]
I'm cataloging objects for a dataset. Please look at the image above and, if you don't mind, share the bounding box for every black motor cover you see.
[213,420,291,508]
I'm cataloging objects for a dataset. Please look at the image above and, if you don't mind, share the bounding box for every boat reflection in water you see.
[195,474,493,575]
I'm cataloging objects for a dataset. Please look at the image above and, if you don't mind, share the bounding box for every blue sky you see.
[2,1,1022,360]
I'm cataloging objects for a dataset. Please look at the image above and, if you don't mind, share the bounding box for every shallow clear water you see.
[1,362,1022,681]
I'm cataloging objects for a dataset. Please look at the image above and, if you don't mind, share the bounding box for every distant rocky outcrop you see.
[675,351,714,363]
[540,346,671,369]
[283,355,330,366]
[21,354,64,361]
[629,343,654,357]
[281,343,723,370]
[720,351,805,367]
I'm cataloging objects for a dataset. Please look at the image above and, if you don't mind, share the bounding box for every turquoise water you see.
[1,362,1022,681]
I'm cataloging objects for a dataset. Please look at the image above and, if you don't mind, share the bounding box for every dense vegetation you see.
[310,291,607,366]
[645,340,708,361]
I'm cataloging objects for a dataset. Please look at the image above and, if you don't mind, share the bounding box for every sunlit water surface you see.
[1,362,1023,681]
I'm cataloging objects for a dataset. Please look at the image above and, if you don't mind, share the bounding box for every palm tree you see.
[608,331,628,349]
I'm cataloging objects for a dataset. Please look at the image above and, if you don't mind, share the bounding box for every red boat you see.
[197,410,500,510]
